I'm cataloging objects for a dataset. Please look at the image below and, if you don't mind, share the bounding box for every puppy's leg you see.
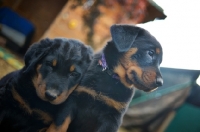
[46,116,71,132]
[96,120,119,132]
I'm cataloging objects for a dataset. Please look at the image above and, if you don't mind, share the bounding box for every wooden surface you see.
[41,0,166,51]
[41,0,148,51]
[1,0,165,52]
[42,1,89,46]
[1,0,68,44]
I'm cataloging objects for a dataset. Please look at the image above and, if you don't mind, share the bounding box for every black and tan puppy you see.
[0,38,93,132]
[47,24,163,132]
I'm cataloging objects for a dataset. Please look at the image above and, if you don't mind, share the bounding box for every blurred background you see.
[0,0,200,132]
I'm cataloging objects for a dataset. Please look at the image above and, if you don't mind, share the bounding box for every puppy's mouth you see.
[143,87,158,92]
[127,71,158,92]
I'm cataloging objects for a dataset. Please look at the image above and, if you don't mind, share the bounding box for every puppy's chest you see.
[0,88,32,127]
[82,76,132,101]
[6,86,54,126]
[0,86,15,108]
[75,87,130,119]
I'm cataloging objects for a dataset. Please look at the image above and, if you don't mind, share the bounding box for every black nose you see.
[45,91,56,101]
[156,77,163,87]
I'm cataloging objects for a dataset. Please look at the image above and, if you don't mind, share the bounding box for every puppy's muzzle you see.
[45,89,60,101]
[147,76,163,92]
[155,76,163,87]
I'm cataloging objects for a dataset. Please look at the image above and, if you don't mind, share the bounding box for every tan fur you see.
[33,109,53,124]
[52,59,57,67]
[113,47,158,89]
[113,64,133,88]
[120,48,138,68]
[32,65,78,105]
[142,68,157,84]
[51,84,77,105]
[11,87,32,114]
[118,47,158,89]
[113,48,143,88]
[156,48,160,54]
[32,72,47,102]
[32,65,47,102]
[11,87,52,124]
[76,86,127,111]
[46,116,71,132]
[126,63,143,81]
[70,65,75,72]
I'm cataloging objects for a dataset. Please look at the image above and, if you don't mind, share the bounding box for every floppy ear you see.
[23,38,53,73]
[110,24,141,52]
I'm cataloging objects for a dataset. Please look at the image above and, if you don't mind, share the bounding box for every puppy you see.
[0,38,93,132]
[46,24,163,132]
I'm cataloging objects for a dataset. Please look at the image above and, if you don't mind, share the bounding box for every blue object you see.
[0,7,34,36]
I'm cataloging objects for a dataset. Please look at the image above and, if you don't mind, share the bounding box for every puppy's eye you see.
[131,54,141,59]
[45,61,52,66]
[148,50,155,57]
[69,72,80,77]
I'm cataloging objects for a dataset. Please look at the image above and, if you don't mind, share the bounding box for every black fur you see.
[0,38,93,132]
[46,25,163,132]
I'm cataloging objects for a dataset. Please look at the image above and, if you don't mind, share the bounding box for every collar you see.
[98,53,119,80]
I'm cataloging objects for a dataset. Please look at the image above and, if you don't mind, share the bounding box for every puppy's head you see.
[24,38,93,104]
[110,24,163,92]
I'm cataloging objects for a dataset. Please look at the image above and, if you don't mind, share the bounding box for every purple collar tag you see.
[98,53,119,80]
[98,53,108,71]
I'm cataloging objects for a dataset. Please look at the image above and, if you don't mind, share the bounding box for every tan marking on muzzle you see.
[142,70,157,84]
[50,84,78,105]
[32,65,47,102]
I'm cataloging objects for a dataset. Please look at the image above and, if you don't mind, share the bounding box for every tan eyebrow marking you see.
[70,65,75,72]
[156,48,160,54]
[52,59,57,66]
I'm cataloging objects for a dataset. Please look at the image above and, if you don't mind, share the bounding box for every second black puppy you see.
[47,25,163,132]
[0,38,93,132]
